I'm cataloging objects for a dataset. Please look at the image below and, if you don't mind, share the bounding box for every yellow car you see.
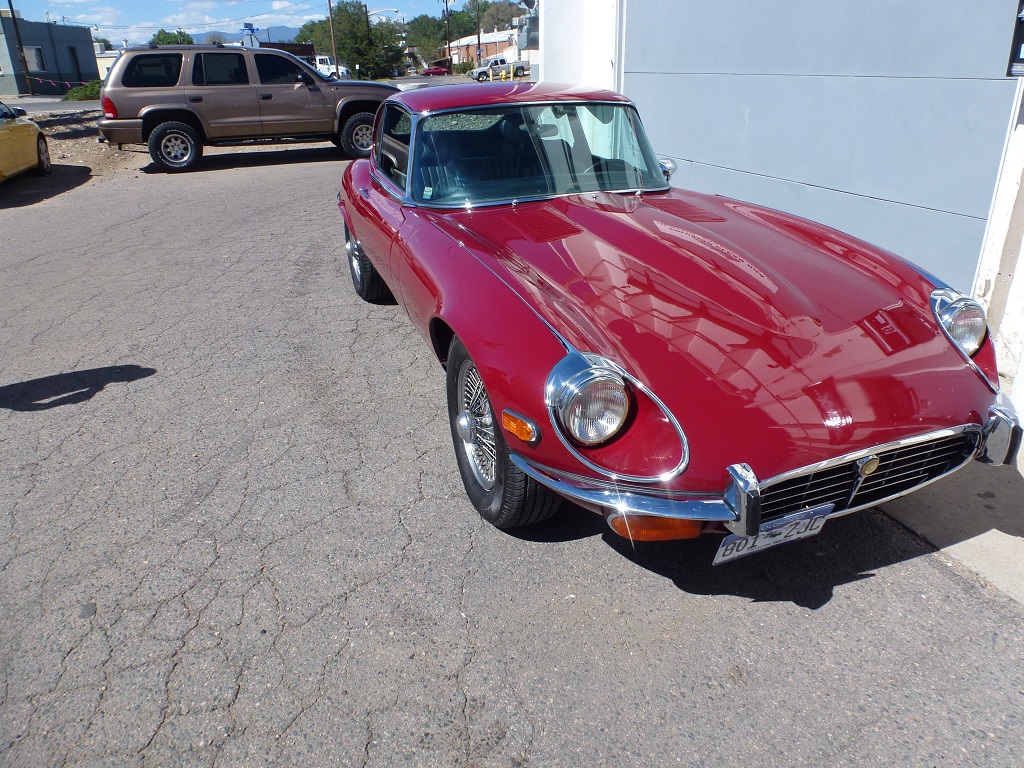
[0,99,51,183]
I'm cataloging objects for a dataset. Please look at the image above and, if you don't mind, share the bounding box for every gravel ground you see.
[35,109,336,177]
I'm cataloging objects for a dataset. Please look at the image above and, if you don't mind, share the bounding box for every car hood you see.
[435,190,988,484]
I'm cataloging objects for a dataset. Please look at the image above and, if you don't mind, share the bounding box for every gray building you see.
[1,12,100,96]
[539,0,1024,402]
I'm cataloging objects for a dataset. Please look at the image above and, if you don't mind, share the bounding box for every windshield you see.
[411,102,668,206]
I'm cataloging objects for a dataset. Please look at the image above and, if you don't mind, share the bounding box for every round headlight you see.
[556,371,630,446]
[937,296,987,357]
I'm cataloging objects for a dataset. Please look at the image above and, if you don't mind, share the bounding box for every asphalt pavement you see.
[1,135,1022,767]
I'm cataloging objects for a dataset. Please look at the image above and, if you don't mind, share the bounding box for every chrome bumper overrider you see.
[510,396,1021,538]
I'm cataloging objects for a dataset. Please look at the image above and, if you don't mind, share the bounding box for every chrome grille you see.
[759,430,980,522]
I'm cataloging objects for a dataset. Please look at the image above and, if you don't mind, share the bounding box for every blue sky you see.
[13,0,444,46]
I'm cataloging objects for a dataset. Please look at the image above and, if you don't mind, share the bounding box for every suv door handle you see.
[259,93,273,100]
[187,96,203,103]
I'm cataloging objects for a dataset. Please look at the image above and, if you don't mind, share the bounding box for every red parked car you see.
[339,82,1021,564]
[421,66,451,76]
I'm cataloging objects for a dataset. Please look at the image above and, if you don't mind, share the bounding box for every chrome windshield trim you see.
[406,100,671,208]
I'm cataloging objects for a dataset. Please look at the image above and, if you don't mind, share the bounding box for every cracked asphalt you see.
[2,145,1023,767]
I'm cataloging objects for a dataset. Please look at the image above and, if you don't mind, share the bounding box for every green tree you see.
[295,18,332,54]
[93,37,112,51]
[407,14,445,61]
[448,9,478,40]
[296,2,403,79]
[150,29,195,45]
[206,32,226,45]
[480,1,518,32]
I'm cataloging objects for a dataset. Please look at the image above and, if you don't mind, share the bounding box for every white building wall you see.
[538,0,618,89]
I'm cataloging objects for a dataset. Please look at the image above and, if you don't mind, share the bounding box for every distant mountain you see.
[194,26,302,45]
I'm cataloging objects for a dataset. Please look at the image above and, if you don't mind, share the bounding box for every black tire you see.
[34,135,51,176]
[339,112,375,158]
[514,66,525,77]
[148,121,202,172]
[446,337,560,529]
[345,223,393,303]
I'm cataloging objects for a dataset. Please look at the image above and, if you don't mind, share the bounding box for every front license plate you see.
[713,504,834,565]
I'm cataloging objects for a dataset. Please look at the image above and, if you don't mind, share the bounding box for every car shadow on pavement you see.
[0,164,92,209]
[0,365,156,411]
[601,508,921,609]
[143,145,347,174]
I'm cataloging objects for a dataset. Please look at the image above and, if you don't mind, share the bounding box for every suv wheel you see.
[339,113,375,159]
[148,121,202,172]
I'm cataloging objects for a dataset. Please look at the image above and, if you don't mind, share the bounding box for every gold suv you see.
[98,45,398,172]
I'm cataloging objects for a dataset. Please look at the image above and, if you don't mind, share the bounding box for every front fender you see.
[397,210,580,469]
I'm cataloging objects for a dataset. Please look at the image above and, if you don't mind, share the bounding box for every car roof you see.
[391,82,633,114]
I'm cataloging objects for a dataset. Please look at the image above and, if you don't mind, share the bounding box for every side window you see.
[121,54,184,88]
[254,54,304,85]
[376,106,412,191]
[193,53,248,86]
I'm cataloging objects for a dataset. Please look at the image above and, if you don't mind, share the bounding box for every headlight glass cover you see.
[555,369,630,446]
[932,289,987,357]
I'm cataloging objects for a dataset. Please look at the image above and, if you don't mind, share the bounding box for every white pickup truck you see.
[469,56,529,81]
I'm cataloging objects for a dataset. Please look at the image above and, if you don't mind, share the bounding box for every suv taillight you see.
[101,95,117,119]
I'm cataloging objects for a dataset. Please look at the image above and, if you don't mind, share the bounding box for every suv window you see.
[192,53,249,86]
[121,54,183,88]
[254,54,305,85]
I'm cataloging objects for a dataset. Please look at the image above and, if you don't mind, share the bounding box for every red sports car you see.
[339,82,1021,564]
[421,66,451,76]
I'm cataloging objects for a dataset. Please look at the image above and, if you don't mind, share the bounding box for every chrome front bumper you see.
[511,397,1022,538]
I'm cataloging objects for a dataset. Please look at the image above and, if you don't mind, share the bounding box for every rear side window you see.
[376,105,412,191]
[254,54,304,85]
[192,53,249,86]
[121,54,183,88]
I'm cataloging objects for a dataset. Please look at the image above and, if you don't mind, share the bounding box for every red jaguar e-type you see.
[338,82,1021,564]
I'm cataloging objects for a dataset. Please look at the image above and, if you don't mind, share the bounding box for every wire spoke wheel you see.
[456,359,497,490]
[446,337,560,529]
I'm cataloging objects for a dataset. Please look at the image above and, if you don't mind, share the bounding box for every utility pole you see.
[326,0,340,78]
[5,0,34,95]
[439,0,451,66]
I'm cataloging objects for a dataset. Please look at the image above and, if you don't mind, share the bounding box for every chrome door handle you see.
[358,188,370,200]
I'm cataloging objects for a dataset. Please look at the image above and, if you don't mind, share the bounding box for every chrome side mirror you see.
[658,158,677,181]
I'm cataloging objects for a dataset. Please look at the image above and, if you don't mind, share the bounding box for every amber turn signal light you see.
[607,513,703,542]
[502,410,540,444]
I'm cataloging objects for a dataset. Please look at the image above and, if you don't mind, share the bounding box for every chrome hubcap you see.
[456,360,496,490]
[162,134,191,162]
[352,124,373,150]
[38,140,50,172]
